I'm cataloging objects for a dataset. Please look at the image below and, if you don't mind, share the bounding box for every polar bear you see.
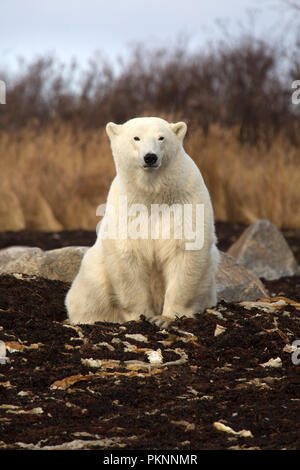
[65,117,220,327]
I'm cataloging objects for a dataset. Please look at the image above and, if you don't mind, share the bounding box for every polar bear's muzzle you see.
[143,153,160,169]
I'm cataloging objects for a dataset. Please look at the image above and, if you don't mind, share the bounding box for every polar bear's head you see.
[105,117,187,176]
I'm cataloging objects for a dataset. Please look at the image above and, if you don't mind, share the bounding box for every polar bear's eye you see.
[158,136,164,141]
[134,136,140,141]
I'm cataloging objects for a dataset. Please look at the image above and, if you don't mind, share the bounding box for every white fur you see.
[65,117,220,326]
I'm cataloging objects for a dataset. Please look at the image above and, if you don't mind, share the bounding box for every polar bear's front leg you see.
[105,251,158,321]
[161,246,219,322]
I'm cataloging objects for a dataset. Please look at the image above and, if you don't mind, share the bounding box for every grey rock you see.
[0,247,44,276]
[0,246,88,283]
[228,219,298,280]
[0,245,268,304]
[216,252,268,303]
[40,247,88,282]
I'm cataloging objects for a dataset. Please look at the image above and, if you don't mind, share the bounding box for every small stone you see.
[213,421,253,438]
[0,341,9,365]
[214,324,227,336]
[125,334,148,343]
[145,349,163,365]
[260,357,282,368]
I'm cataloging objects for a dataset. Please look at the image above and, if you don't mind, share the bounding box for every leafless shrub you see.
[1,36,299,145]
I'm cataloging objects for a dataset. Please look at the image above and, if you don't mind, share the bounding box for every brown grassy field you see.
[1,120,300,231]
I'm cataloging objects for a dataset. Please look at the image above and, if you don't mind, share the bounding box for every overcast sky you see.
[0,0,294,71]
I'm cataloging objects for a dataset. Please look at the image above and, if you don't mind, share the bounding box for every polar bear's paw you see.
[145,315,174,329]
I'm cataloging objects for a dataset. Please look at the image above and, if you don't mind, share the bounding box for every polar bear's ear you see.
[170,122,187,141]
[106,122,122,139]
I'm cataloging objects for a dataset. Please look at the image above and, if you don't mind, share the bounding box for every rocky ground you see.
[0,222,299,450]
[0,222,299,264]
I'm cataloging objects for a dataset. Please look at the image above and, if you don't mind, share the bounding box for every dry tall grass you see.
[1,121,299,231]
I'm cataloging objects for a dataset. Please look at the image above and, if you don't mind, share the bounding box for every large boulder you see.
[0,247,44,276]
[0,246,267,302]
[0,246,88,283]
[39,247,88,282]
[228,219,298,280]
[216,252,268,302]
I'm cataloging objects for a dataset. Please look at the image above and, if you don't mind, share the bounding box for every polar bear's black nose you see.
[144,153,158,166]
